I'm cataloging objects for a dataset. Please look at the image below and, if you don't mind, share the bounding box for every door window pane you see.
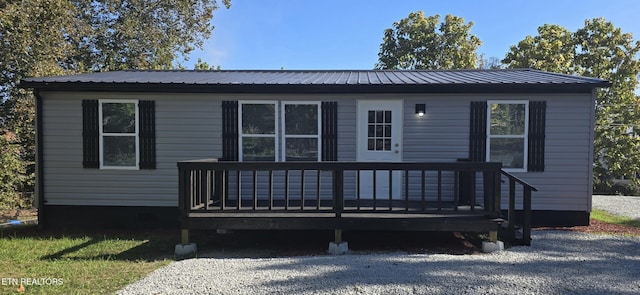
[368,111,375,123]
[367,109,392,151]
[103,136,136,167]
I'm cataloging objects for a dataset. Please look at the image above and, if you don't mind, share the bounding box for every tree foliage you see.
[375,12,481,70]
[194,58,222,70]
[503,18,640,190]
[0,0,230,208]
[0,131,29,209]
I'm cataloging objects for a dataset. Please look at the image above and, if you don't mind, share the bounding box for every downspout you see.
[34,89,45,229]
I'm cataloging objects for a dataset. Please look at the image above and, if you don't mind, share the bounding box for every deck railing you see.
[502,170,537,246]
[177,159,534,245]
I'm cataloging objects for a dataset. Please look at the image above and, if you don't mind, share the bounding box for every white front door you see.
[357,100,403,199]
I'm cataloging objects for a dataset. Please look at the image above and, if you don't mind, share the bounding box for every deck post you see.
[482,231,504,253]
[508,179,516,240]
[493,171,501,216]
[329,228,348,255]
[489,231,498,243]
[181,229,190,245]
[333,169,344,217]
[329,169,348,254]
[523,188,532,246]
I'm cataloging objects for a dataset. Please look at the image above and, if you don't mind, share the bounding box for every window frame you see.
[281,101,322,162]
[98,99,140,170]
[238,100,279,162]
[238,100,323,162]
[486,100,529,172]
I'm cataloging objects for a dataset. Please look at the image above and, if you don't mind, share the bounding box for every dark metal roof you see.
[19,69,610,93]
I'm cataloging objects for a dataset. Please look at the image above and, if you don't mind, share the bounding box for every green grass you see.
[591,208,640,228]
[0,228,174,294]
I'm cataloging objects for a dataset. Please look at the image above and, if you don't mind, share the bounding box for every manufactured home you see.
[20,69,609,244]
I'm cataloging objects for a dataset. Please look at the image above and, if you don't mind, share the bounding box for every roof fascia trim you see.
[20,82,607,94]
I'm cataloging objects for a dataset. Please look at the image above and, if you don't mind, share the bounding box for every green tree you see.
[70,0,231,71]
[0,131,29,209]
[375,12,482,70]
[503,18,640,191]
[503,24,575,73]
[0,0,230,208]
[194,58,222,70]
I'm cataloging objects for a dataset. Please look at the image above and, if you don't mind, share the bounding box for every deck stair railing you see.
[501,170,537,246]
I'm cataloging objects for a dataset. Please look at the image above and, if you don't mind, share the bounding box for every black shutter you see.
[528,101,546,172]
[222,101,239,161]
[82,100,99,168]
[321,101,338,161]
[139,100,156,169]
[469,101,487,162]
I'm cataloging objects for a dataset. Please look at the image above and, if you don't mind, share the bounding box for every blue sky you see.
[188,0,640,70]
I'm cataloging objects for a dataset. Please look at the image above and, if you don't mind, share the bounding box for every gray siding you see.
[402,93,594,212]
[41,92,594,212]
[42,92,221,206]
[41,93,358,207]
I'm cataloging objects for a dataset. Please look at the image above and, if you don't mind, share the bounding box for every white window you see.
[239,101,278,161]
[239,101,321,162]
[99,100,139,169]
[486,101,528,171]
[282,102,321,161]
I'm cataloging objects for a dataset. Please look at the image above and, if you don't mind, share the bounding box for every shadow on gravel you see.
[192,230,481,258]
[244,231,640,295]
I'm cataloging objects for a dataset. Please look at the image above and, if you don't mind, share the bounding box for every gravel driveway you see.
[118,230,640,295]
[119,196,640,294]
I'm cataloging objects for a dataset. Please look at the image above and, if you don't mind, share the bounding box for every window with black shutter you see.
[527,101,546,172]
[221,100,338,162]
[82,99,156,169]
[469,100,546,172]
[221,101,239,161]
[321,101,338,161]
[469,101,487,162]
[82,100,99,168]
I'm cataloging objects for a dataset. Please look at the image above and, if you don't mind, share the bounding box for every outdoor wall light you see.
[415,104,426,117]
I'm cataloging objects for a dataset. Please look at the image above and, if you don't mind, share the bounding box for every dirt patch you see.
[0,208,37,222]
[540,219,640,236]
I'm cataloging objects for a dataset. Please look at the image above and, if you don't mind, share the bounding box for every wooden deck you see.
[184,211,501,232]
[178,160,535,245]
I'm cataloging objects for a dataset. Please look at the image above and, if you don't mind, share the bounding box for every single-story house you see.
[19,69,609,243]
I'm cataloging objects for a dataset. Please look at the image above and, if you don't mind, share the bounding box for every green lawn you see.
[591,208,640,228]
[0,228,174,294]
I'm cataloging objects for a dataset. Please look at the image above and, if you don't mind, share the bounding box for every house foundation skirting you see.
[500,210,590,227]
[42,205,179,229]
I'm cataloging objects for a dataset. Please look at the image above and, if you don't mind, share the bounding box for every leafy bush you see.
[0,131,31,209]
[611,183,640,196]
